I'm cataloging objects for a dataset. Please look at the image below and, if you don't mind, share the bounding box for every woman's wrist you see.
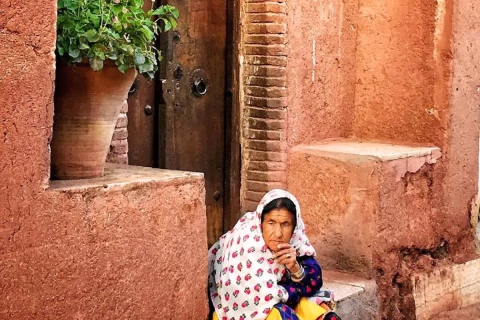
[289,262,305,282]
[289,261,300,273]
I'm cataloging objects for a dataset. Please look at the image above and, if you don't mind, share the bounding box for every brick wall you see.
[106,100,129,164]
[241,0,288,211]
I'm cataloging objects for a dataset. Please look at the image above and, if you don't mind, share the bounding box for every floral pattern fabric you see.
[280,256,323,308]
[208,189,316,320]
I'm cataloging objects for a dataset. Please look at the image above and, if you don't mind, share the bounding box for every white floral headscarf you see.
[208,189,316,320]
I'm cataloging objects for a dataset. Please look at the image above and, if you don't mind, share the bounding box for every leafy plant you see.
[56,0,179,79]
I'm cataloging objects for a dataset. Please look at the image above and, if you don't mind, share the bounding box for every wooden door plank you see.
[127,77,157,167]
[159,0,227,246]
[127,0,158,167]
[224,0,242,231]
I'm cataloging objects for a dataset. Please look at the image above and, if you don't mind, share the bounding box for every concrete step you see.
[323,270,378,320]
[288,139,441,277]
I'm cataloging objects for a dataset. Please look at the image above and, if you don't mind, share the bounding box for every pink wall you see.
[286,0,358,146]
[0,0,209,318]
[443,0,480,249]
[353,0,447,146]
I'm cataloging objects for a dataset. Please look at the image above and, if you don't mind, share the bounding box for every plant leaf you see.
[106,52,118,60]
[169,17,177,29]
[68,47,80,58]
[56,0,178,77]
[89,58,104,71]
[78,42,90,50]
[134,52,146,65]
[118,63,130,73]
[162,18,172,31]
[84,29,100,42]
[140,25,154,41]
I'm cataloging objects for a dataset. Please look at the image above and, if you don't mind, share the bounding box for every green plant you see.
[56,0,179,79]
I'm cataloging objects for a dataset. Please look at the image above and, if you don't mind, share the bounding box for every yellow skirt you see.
[213,298,328,320]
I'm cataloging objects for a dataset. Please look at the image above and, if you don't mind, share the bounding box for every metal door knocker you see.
[193,78,207,96]
[190,69,209,97]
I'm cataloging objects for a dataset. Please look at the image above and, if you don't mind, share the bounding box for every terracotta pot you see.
[51,61,136,179]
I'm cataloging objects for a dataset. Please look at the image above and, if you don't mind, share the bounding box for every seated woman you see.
[208,189,342,320]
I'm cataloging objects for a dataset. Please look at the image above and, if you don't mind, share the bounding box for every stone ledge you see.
[412,258,480,320]
[49,163,204,192]
[323,270,366,301]
[292,139,441,162]
[288,139,443,277]
[323,270,378,320]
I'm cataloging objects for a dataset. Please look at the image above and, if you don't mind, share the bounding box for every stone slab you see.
[323,280,364,302]
[412,258,480,320]
[323,270,378,320]
[289,140,443,277]
[49,163,203,191]
[293,140,441,162]
[435,303,480,320]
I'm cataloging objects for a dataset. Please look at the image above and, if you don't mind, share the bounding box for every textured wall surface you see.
[241,0,289,211]
[0,1,209,318]
[286,0,358,146]
[352,0,446,145]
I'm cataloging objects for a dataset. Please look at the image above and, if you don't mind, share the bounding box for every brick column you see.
[241,0,288,211]
[106,100,129,164]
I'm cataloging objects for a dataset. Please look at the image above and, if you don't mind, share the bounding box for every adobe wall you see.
[353,0,448,146]
[286,0,358,145]
[239,0,480,318]
[0,0,209,318]
[240,0,359,211]
[1,173,208,319]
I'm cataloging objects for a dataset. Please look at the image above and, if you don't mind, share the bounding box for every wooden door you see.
[127,78,157,167]
[126,0,158,167]
[159,0,229,246]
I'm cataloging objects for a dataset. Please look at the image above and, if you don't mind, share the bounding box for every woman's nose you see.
[274,225,282,238]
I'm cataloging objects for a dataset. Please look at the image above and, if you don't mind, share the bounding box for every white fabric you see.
[208,189,316,320]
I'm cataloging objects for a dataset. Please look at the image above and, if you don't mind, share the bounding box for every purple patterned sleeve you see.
[278,256,323,307]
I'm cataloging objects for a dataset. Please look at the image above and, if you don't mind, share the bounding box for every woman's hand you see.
[274,243,300,273]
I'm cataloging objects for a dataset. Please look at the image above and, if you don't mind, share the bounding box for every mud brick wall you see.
[241,0,288,211]
[106,100,128,164]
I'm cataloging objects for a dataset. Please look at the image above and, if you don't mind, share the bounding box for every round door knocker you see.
[193,78,207,96]
[190,69,209,97]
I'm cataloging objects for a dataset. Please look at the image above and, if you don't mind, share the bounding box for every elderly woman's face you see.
[261,208,295,252]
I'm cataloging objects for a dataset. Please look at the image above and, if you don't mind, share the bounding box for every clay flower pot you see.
[51,61,136,179]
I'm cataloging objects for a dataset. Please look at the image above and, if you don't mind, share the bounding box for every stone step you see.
[323,270,378,320]
[288,139,441,277]
[412,258,480,319]
[434,303,480,319]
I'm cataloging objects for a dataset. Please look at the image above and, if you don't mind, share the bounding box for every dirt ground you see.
[434,303,480,319]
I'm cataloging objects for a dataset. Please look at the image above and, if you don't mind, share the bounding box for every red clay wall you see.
[1,175,208,319]
[285,1,479,317]
[349,0,480,259]
[0,1,209,318]
[352,0,449,147]
[240,0,360,211]
[443,0,480,250]
[286,0,358,146]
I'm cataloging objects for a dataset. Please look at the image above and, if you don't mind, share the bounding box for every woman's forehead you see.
[263,208,294,220]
